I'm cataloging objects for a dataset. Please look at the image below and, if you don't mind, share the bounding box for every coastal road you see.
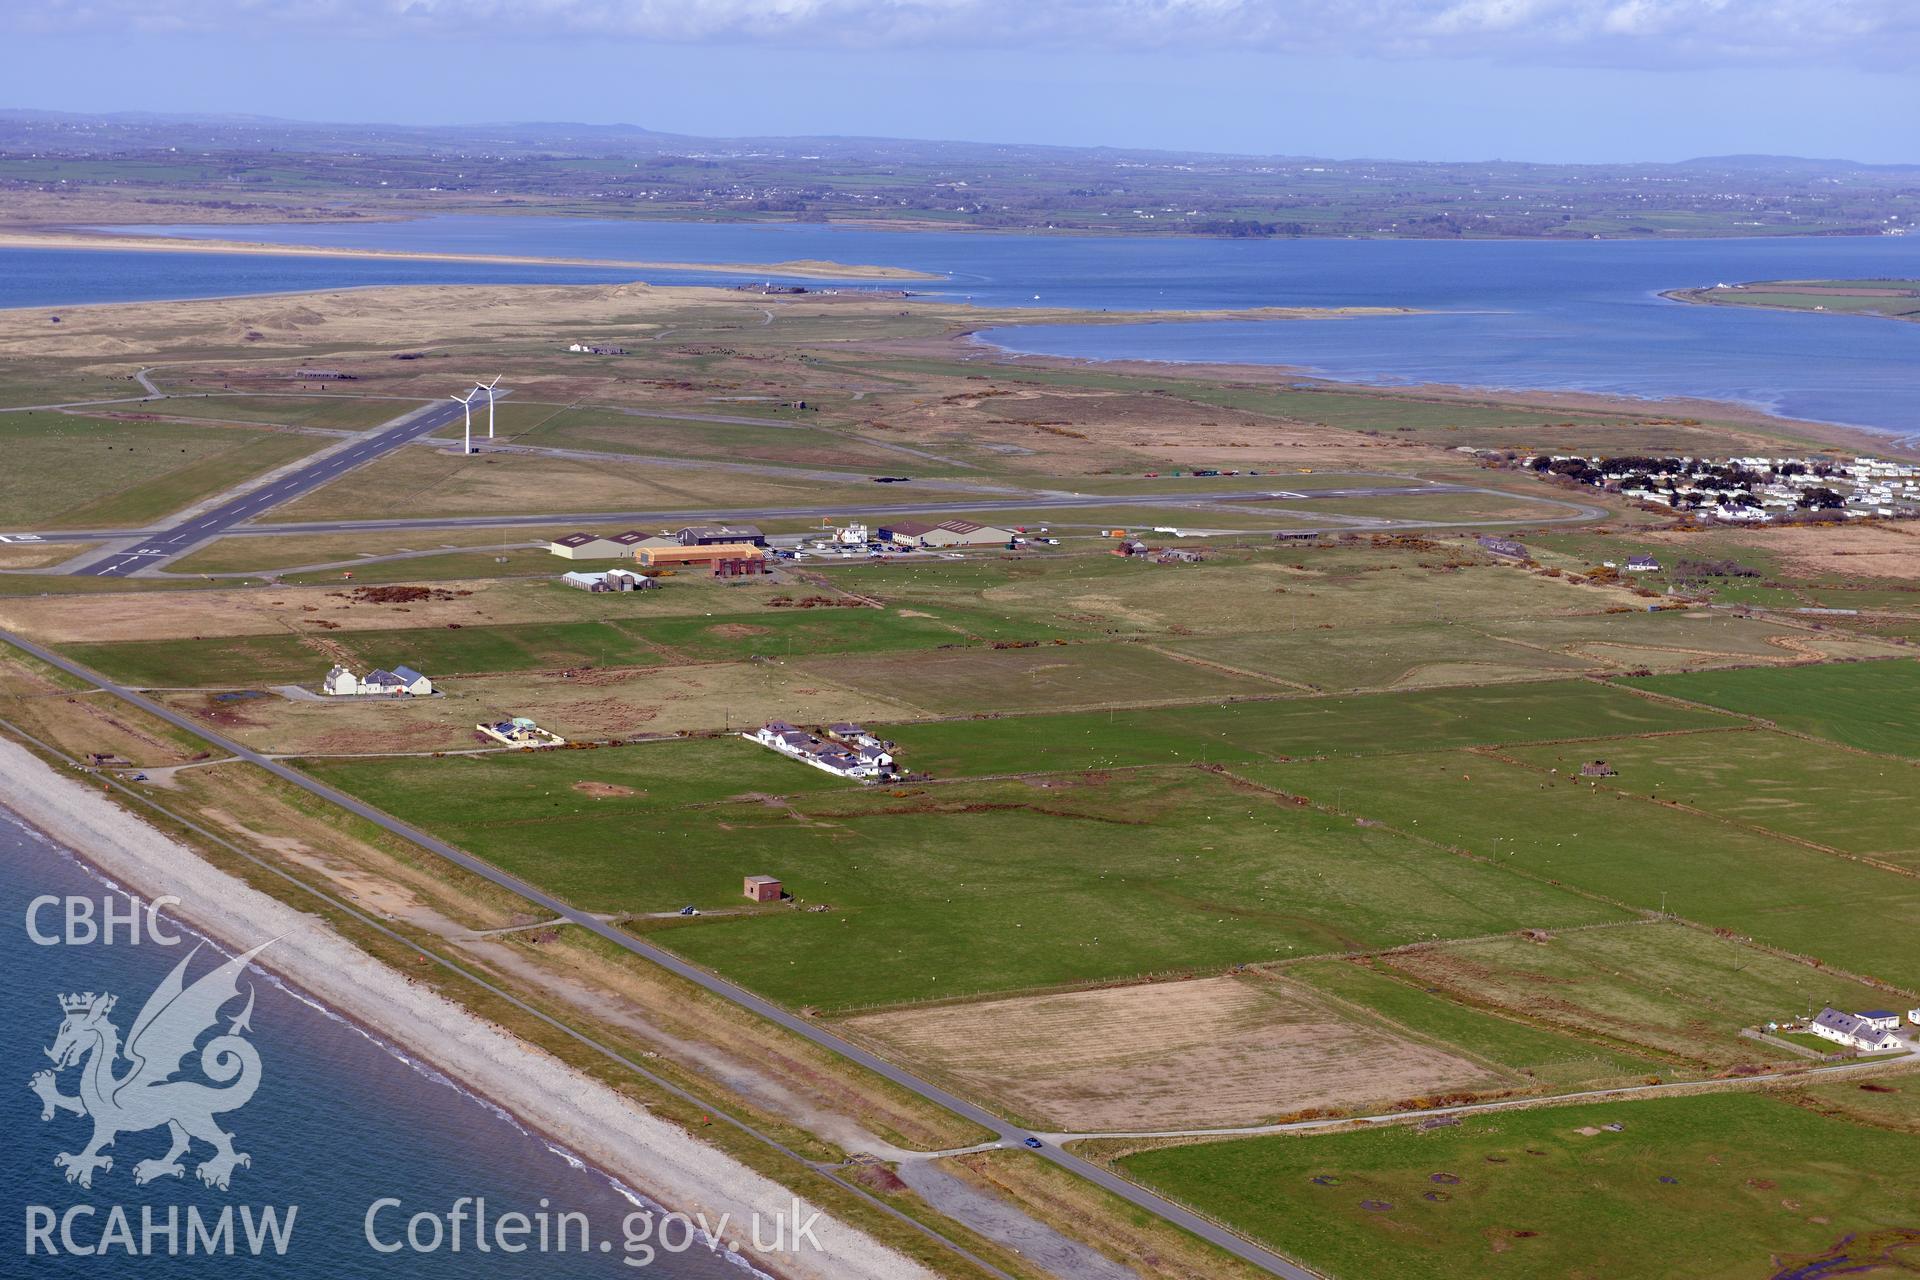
[0,626,1320,1280]
[24,483,1605,550]
[66,394,489,578]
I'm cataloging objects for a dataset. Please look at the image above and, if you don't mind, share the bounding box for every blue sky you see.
[4,2,1916,163]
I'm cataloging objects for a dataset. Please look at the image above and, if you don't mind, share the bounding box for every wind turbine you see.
[475,376,501,439]
[452,388,478,454]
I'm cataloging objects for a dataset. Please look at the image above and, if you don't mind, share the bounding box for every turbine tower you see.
[476,375,502,439]
[452,388,478,454]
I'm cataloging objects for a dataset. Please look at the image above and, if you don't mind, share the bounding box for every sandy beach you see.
[0,228,940,282]
[0,735,934,1280]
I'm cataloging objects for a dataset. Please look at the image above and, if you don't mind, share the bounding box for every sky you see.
[3,1,1916,163]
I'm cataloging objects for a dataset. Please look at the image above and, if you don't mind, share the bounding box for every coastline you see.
[0,228,941,282]
[957,328,1920,457]
[1660,284,1920,324]
[0,733,934,1280]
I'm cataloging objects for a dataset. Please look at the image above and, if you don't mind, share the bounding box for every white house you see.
[323,665,360,696]
[748,721,892,782]
[360,666,433,696]
[1809,1007,1905,1053]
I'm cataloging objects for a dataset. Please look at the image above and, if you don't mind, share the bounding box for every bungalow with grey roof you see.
[1809,1007,1905,1053]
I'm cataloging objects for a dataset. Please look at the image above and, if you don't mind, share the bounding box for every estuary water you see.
[4,215,1920,431]
[0,812,754,1278]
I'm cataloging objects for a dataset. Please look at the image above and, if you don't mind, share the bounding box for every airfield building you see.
[560,568,655,592]
[676,524,768,548]
[549,530,678,559]
[878,518,1019,549]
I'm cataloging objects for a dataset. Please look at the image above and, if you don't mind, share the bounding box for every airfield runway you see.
[67,395,487,577]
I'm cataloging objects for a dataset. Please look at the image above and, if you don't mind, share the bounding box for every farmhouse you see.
[1478,536,1528,560]
[747,721,895,781]
[1625,555,1662,573]
[327,665,432,696]
[567,342,628,356]
[360,666,434,696]
[744,875,783,903]
[548,530,676,560]
[560,568,655,592]
[476,717,565,748]
[1808,1007,1905,1053]
[878,518,1019,549]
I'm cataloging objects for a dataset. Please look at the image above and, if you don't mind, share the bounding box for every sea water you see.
[4,215,1920,431]
[0,809,761,1278]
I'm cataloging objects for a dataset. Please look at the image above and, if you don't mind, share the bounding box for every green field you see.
[803,641,1283,714]
[0,415,326,527]
[57,603,1103,687]
[1155,606,1813,693]
[303,751,1630,1010]
[1116,1091,1920,1280]
[1291,958,1662,1088]
[1505,730,1920,869]
[1633,661,1920,757]
[1360,922,1899,1071]
[1246,747,1920,988]
[880,679,1734,776]
[140,395,423,431]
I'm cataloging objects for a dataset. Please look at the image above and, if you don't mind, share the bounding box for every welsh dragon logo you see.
[29,940,270,1190]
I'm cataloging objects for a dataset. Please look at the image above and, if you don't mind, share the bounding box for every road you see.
[67,395,484,577]
[23,484,1606,551]
[0,627,1319,1280]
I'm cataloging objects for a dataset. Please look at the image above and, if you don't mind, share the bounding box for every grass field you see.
[56,602,1102,687]
[0,414,326,527]
[510,406,935,474]
[880,679,1734,776]
[1289,958,1662,1088]
[139,394,424,431]
[1246,747,1920,989]
[802,641,1283,714]
[1366,922,1897,1071]
[1115,1091,1920,1280]
[1155,607,1828,693]
[1504,730,1920,870]
[302,754,1631,1010]
[260,446,884,523]
[1633,660,1920,757]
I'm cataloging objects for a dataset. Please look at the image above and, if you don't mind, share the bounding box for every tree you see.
[1799,487,1845,510]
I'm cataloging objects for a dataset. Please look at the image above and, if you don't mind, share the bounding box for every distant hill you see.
[1679,154,1920,175]
[0,109,1912,240]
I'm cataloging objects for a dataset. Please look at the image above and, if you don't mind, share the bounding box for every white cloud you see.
[10,0,1916,67]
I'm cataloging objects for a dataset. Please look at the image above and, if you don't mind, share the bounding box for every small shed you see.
[744,875,783,904]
